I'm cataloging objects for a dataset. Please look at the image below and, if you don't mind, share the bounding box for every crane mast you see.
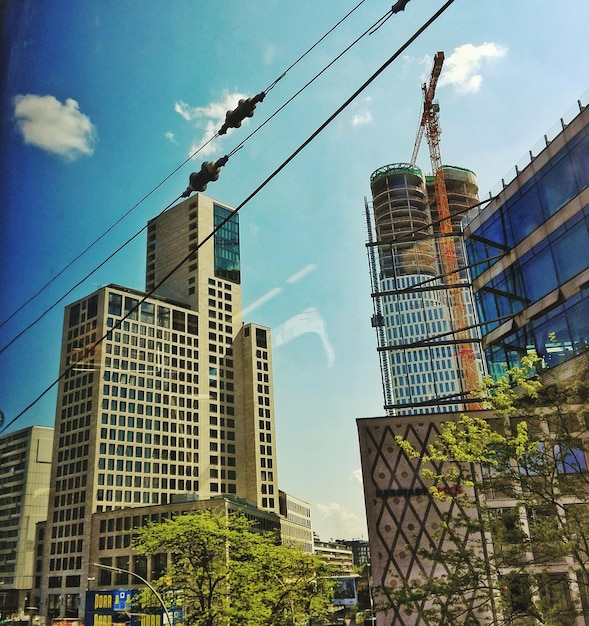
[412,51,481,410]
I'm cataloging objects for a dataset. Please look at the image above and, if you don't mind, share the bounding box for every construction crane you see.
[411,51,481,410]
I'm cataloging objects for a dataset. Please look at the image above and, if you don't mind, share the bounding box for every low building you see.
[313,539,355,575]
[279,491,313,553]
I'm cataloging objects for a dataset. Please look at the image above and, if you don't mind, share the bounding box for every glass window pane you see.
[571,131,589,192]
[552,220,589,283]
[520,247,558,302]
[537,153,577,218]
[508,187,544,245]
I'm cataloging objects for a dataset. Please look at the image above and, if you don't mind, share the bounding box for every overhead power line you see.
[0,1,397,355]
[0,0,368,332]
[1,0,454,433]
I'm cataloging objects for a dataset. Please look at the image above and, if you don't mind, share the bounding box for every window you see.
[157,307,170,328]
[141,302,155,324]
[173,310,186,331]
[125,297,139,320]
[69,304,81,327]
[554,442,587,474]
[108,293,123,316]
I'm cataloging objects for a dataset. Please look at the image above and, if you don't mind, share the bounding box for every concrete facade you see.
[0,426,53,621]
[34,194,280,622]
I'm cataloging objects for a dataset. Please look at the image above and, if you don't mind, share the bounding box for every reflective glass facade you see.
[464,103,589,377]
[214,204,240,284]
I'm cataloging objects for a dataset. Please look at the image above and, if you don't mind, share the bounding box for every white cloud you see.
[351,469,363,486]
[439,43,507,93]
[351,96,373,126]
[174,91,247,156]
[165,131,177,144]
[14,94,96,160]
[315,502,366,541]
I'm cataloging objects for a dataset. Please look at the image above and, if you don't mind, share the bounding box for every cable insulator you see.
[219,92,266,135]
[183,155,229,197]
[392,0,410,14]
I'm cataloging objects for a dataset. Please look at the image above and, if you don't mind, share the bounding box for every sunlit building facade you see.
[36,194,280,622]
[464,99,589,377]
[0,426,53,621]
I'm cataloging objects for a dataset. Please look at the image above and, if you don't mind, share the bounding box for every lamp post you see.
[91,563,173,626]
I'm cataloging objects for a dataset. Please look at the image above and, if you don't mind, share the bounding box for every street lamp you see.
[91,563,173,626]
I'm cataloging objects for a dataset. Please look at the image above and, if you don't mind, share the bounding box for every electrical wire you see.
[262,0,368,93]
[0,0,368,332]
[1,0,456,433]
[0,195,182,356]
[0,2,394,355]
[228,4,393,158]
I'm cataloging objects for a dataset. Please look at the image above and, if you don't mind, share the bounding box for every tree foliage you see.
[382,354,589,625]
[132,510,334,626]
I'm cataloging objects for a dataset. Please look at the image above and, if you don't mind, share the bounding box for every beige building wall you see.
[234,323,279,513]
[0,425,53,619]
[37,194,280,622]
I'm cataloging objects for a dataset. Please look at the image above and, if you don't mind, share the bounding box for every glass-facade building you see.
[464,100,589,378]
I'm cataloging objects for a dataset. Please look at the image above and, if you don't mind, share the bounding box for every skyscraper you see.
[366,163,483,415]
[37,194,279,621]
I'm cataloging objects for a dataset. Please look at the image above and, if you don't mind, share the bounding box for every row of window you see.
[63,372,94,393]
[106,319,197,345]
[59,414,91,434]
[48,557,82,573]
[51,522,84,540]
[96,482,201,504]
[51,505,85,523]
[107,293,198,335]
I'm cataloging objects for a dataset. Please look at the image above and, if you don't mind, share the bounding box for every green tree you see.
[132,510,334,626]
[381,354,589,626]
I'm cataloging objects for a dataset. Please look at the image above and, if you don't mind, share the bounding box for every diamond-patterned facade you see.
[357,412,494,625]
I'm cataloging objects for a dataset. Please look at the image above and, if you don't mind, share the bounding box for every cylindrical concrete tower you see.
[370,163,436,278]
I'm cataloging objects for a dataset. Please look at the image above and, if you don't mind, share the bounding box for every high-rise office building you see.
[278,491,313,553]
[0,426,53,621]
[37,194,279,621]
[366,163,483,415]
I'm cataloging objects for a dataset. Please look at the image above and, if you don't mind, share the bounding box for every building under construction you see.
[365,51,484,415]
[365,162,484,415]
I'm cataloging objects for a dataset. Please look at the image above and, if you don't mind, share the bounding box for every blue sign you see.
[113,590,132,612]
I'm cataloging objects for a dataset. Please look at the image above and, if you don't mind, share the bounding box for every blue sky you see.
[1,0,588,540]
